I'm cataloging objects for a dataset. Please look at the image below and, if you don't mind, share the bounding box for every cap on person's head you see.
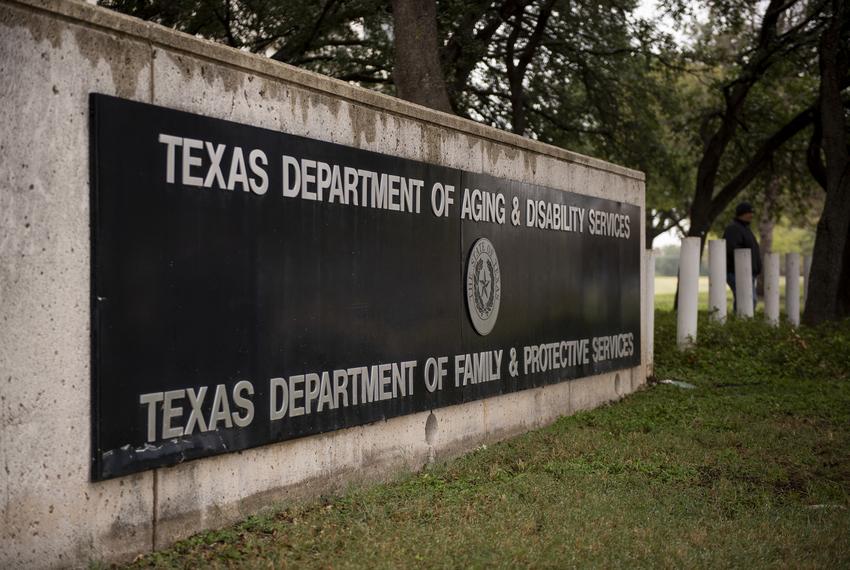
[736,202,754,216]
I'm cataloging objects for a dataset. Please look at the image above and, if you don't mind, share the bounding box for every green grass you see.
[122,313,850,569]
[654,275,804,313]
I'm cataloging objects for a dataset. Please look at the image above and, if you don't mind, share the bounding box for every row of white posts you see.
[675,237,811,349]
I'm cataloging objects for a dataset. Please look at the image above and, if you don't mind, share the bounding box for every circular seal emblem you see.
[466,238,501,336]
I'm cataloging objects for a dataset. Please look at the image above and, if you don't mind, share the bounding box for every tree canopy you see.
[103,0,850,322]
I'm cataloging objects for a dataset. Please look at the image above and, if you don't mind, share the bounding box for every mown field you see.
[653,275,804,312]
[119,310,850,569]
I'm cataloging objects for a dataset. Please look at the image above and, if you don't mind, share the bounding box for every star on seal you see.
[466,238,501,336]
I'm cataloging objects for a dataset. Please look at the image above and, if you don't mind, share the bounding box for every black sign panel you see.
[90,94,641,480]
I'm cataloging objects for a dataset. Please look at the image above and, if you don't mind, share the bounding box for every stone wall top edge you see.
[6,0,646,184]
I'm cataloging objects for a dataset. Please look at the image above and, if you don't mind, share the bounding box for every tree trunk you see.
[803,0,850,325]
[509,75,526,135]
[391,0,453,114]
[806,194,850,323]
[840,221,850,316]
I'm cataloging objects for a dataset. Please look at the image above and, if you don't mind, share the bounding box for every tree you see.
[437,0,515,113]
[501,0,557,135]
[107,0,782,255]
[452,0,695,246]
[804,0,850,324]
[677,0,828,250]
[102,0,396,88]
[390,0,453,112]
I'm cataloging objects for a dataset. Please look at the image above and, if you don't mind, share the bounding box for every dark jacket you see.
[723,218,761,276]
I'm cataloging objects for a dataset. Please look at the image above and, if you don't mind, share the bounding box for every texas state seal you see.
[466,237,501,336]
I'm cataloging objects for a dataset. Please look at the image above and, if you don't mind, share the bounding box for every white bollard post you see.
[734,249,754,317]
[786,253,800,326]
[803,254,812,307]
[764,252,780,326]
[708,239,727,323]
[677,237,700,349]
[645,250,655,376]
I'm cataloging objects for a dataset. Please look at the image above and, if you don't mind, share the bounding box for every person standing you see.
[723,202,761,313]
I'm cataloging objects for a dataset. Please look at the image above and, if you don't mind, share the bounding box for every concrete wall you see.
[0,1,646,567]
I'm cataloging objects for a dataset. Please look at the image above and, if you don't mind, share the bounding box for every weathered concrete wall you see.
[0,1,646,567]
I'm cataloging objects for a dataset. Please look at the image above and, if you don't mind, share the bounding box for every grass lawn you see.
[122,312,850,569]
[654,275,804,314]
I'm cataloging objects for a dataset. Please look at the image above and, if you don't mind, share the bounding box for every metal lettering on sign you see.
[89,94,641,480]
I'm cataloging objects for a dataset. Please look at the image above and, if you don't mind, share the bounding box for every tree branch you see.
[807,113,828,190]
[707,104,817,221]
